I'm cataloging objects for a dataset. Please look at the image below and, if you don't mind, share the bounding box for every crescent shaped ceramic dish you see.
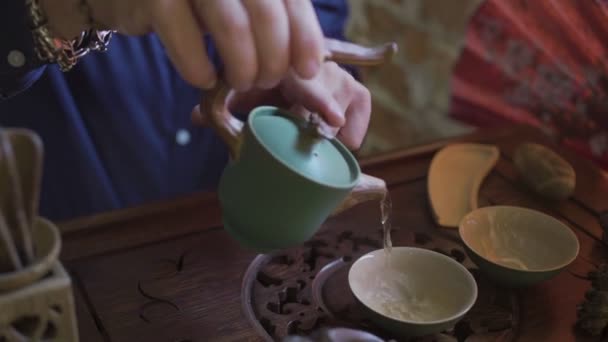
[428,143,500,228]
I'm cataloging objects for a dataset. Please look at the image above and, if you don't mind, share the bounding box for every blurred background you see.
[346,0,608,168]
[345,0,484,157]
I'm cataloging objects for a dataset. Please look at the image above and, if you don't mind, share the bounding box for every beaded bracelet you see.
[25,0,114,71]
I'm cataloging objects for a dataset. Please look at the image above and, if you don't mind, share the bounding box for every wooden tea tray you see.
[240,218,520,341]
[58,125,607,341]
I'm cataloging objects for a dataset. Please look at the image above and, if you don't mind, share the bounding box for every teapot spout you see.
[332,173,387,216]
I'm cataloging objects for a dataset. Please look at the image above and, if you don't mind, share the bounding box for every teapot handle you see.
[194,38,398,160]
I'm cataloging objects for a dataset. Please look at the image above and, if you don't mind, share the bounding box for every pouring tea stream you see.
[195,39,397,251]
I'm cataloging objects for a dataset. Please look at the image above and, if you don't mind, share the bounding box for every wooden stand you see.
[0,262,78,341]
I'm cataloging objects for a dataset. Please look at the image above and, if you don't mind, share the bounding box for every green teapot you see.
[197,39,397,252]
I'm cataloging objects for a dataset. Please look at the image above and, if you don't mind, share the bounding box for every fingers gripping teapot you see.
[195,39,397,251]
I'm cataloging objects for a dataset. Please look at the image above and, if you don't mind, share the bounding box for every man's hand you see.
[195,61,372,150]
[276,62,371,150]
[42,0,372,149]
[41,0,326,91]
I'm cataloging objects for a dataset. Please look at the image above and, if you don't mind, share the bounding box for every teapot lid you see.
[248,107,360,189]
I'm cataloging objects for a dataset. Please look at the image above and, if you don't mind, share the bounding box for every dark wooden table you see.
[59,125,608,342]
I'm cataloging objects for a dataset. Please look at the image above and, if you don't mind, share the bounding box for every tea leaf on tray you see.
[577,264,608,336]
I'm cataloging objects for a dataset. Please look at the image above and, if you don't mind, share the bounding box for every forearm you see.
[39,0,90,40]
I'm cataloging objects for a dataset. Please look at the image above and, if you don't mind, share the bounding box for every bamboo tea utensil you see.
[0,205,22,271]
[0,136,23,271]
[0,131,34,265]
[7,130,44,245]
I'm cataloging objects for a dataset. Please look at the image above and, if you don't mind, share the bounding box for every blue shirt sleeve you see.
[313,0,349,40]
[0,0,354,101]
[312,0,359,79]
[1,1,47,100]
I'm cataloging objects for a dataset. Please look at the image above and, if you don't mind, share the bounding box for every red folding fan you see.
[450,0,608,169]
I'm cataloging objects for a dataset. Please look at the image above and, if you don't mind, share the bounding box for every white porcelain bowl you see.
[348,247,477,337]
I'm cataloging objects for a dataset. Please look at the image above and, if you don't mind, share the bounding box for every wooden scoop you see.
[323,39,398,66]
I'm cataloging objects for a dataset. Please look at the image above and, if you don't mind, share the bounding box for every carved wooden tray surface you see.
[241,222,521,341]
